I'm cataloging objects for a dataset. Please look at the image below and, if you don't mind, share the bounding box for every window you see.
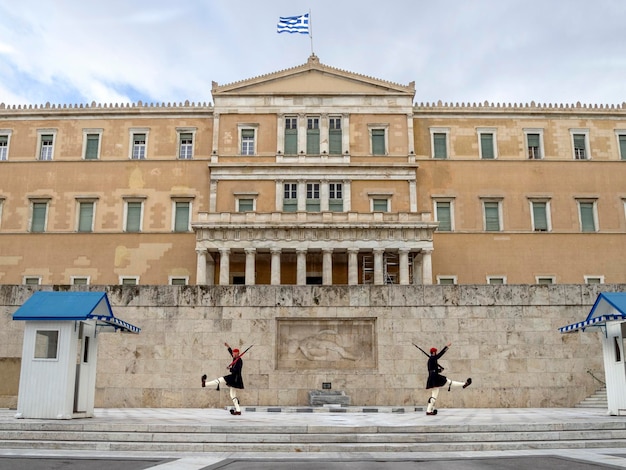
[536,276,555,285]
[571,130,590,160]
[482,200,502,231]
[124,200,144,232]
[437,276,457,285]
[434,200,453,231]
[169,276,188,285]
[371,198,390,212]
[369,125,388,156]
[429,128,449,159]
[173,201,190,232]
[530,200,550,232]
[38,131,56,160]
[329,117,342,155]
[77,201,95,232]
[83,130,102,160]
[120,276,139,285]
[578,200,597,232]
[524,129,544,159]
[240,128,256,155]
[34,330,59,359]
[71,276,90,286]
[236,193,257,212]
[478,129,497,159]
[584,275,604,284]
[306,117,320,155]
[24,276,42,285]
[130,131,148,160]
[306,182,320,211]
[284,116,298,155]
[178,131,194,159]
[283,183,298,212]
[328,182,343,212]
[615,131,626,160]
[487,276,506,285]
[30,200,48,232]
[0,131,11,160]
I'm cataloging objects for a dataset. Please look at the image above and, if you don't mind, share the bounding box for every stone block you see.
[308,390,351,406]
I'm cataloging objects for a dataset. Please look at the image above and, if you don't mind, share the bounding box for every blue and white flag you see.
[277,14,310,34]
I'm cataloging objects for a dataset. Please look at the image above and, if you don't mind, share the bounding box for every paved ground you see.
[0,407,625,469]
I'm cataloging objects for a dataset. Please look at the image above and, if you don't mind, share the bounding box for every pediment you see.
[212,55,415,98]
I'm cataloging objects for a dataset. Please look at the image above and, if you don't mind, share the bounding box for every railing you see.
[194,211,434,225]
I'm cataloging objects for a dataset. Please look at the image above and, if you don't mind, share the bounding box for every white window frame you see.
[0,129,12,161]
[437,275,457,285]
[368,192,393,212]
[71,276,91,286]
[433,197,455,232]
[234,192,258,212]
[129,128,149,160]
[29,198,50,232]
[477,128,498,159]
[535,276,555,285]
[584,275,604,284]
[119,276,139,285]
[169,276,189,286]
[430,127,450,159]
[177,128,196,160]
[34,329,59,360]
[123,198,145,232]
[171,198,192,232]
[487,276,507,285]
[36,129,57,161]
[238,124,258,156]
[570,128,591,160]
[576,198,599,232]
[523,128,545,160]
[82,129,103,160]
[481,198,503,232]
[528,198,552,232]
[76,198,97,232]
[368,124,389,156]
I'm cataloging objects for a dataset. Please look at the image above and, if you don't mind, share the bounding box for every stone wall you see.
[0,284,619,409]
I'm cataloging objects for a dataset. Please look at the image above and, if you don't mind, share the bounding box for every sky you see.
[0,0,625,107]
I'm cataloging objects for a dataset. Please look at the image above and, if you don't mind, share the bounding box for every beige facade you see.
[0,55,625,285]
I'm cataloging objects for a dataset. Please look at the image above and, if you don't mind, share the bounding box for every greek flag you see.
[277,14,310,34]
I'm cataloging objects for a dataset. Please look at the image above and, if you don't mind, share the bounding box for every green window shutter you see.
[532,202,548,231]
[372,129,385,155]
[436,202,451,231]
[373,199,388,212]
[284,130,297,155]
[480,133,494,159]
[174,202,190,232]
[306,128,320,154]
[78,202,94,232]
[126,202,142,232]
[527,133,540,158]
[238,199,253,212]
[0,135,7,144]
[31,202,47,232]
[433,133,447,158]
[580,202,596,232]
[619,135,626,160]
[329,129,342,155]
[484,202,500,231]
[85,134,99,159]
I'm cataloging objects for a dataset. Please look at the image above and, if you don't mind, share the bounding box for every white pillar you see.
[297,179,306,211]
[296,249,307,285]
[270,248,281,285]
[343,180,351,212]
[245,248,256,285]
[275,179,283,212]
[219,248,230,285]
[195,249,207,285]
[373,249,384,285]
[322,248,333,285]
[276,113,285,155]
[348,248,359,286]
[399,248,410,285]
[206,252,215,285]
[409,179,417,212]
[421,248,433,285]
[320,180,329,212]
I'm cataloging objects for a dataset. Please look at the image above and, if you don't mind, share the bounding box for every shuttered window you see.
[480,133,494,159]
[283,183,297,212]
[174,202,190,232]
[579,202,596,232]
[78,202,94,232]
[532,202,548,231]
[484,202,501,231]
[126,202,142,232]
[373,199,389,212]
[85,134,100,160]
[573,134,587,159]
[527,133,541,159]
[306,118,320,155]
[371,129,385,155]
[31,202,47,232]
[238,198,254,212]
[619,135,626,160]
[329,117,342,155]
[436,201,452,231]
[433,133,447,159]
[284,117,297,155]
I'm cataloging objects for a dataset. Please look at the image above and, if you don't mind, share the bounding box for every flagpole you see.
[308,9,314,55]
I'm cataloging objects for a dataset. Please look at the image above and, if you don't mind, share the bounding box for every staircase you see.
[576,386,608,409]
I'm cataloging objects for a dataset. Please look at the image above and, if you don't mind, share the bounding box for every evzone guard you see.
[202,342,249,415]
[419,342,472,415]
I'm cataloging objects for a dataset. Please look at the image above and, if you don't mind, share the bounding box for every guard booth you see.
[12,291,140,419]
[559,292,626,416]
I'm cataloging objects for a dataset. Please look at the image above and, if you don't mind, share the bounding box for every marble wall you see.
[0,284,620,409]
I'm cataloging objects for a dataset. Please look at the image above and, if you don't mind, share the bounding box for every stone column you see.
[320,179,329,212]
[399,248,410,285]
[297,113,306,155]
[348,248,359,285]
[322,248,333,285]
[421,248,433,285]
[297,179,306,211]
[409,179,417,213]
[270,248,281,285]
[296,249,307,285]
[373,248,384,285]
[276,113,284,155]
[244,248,256,285]
[343,179,351,212]
[195,248,207,285]
[206,252,215,285]
[219,248,230,285]
[275,179,283,212]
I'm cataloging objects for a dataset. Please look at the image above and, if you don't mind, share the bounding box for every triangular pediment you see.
[212,55,415,98]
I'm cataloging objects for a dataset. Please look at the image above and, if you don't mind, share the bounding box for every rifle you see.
[412,343,430,357]
[227,344,253,369]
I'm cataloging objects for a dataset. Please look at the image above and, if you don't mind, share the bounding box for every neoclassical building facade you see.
[1,55,625,286]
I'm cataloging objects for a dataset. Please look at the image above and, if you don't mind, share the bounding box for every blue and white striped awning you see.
[92,315,141,334]
[559,292,626,334]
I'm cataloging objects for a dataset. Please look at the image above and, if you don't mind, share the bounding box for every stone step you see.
[576,386,607,408]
